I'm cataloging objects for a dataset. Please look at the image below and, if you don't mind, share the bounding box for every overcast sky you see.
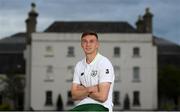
[0,0,179,45]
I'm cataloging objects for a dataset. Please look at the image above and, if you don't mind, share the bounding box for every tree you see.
[56,94,63,111]
[0,71,25,110]
[123,93,130,110]
[158,65,180,109]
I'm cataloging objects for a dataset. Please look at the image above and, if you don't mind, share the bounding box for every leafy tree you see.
[158,65,180,109]
[0,71,25,110]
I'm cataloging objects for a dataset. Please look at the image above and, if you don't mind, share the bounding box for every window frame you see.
[133,66,140,82]
[66,90,74,106]
[45,90,53,106]
[133,47,140,57]
[113,65,121,82]
[114,47,120,57]
[133,91,141,106]
[113,91,120,106]
[67,46,75,57]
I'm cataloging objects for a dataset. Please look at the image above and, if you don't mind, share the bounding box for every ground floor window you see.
[45,90,53,106]
[133,91,140,106]
[67,91,74,106]
[113,91,120,105]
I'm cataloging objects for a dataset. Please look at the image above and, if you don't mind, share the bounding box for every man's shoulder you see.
[75,58,85,67]
[98,54,112,66]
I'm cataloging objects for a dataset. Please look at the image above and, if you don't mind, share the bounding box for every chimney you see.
[136,15,144,33]
[143,7,153,33]
[25,3,38,44]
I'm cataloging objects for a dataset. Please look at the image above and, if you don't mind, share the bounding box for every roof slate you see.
[44,21,137,33]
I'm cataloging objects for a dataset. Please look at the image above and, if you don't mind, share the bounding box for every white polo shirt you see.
[73,53,114,111]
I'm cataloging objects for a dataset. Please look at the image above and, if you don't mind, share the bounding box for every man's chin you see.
[85,51,93,54]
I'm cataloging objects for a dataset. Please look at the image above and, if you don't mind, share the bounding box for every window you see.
[45,45,54,57]
[47,65,53,74]
[67,46,75,57]
[45,65,54,81]
[66,66,74,82]
[133,67,140,82]
[114,47,120,57]
[67,91,74,106]
[45,91,53,106]
[113,91,120,105]
[46,46,53,52]
[133,91,140,106]
[133,47,140,57]
[67,66,74,75]
[114,65,121,82]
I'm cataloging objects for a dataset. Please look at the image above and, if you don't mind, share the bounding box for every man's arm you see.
[71,83,89,101]
[89,82,111,103]
[71,82,111,102]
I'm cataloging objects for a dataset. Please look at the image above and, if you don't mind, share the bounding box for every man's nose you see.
[86,41,91,46]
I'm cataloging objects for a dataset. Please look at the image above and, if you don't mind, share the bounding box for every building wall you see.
[30,33,157,110]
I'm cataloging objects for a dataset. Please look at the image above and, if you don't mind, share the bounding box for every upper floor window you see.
[113,65,121,82]
[66,66,74,82]
[133,47,140,57]
[46,45,53,52]
[45,90,53,106]
[67,66,74,74]
[114,47,120,57]
[45,65,54,81]
[133,66,140,82]
[46,65,53,74]
[45,45,54,57]
[133,91,140,106]
[67,46,75,57]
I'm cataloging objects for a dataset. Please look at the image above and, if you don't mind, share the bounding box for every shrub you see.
[0,103,11,110]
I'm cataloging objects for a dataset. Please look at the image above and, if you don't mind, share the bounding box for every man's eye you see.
[90,40,94,43]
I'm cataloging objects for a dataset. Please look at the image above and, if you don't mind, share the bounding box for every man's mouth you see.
[86,48,91,50]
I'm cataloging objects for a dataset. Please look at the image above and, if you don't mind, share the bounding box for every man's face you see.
[81,35,99,55]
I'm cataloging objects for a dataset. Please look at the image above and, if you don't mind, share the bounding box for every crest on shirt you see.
[91,70,97,77]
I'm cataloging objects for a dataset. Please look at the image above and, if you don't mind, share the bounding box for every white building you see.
[25,4,157,111]
[29,32,157,110]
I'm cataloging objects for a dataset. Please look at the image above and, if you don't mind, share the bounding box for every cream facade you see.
[30,33,157,110]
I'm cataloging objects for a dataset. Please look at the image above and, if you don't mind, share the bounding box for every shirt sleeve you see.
[99,59,114,83]
[72,63,80,84]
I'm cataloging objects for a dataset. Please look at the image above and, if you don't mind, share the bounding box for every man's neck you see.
[86,52,98,64]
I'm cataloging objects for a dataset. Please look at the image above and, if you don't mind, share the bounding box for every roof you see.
[154,36,180,55]
[44,21,137,33]
[0,32,26,53]
[0,22,179,55]
[0,32,26,44]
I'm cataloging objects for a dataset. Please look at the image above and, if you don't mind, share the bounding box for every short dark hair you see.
[81,31,98,40]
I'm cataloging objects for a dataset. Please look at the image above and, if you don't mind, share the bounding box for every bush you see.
[0,103,11,110]
[160,102,175,110]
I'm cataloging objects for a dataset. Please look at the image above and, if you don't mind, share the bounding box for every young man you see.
[71,31,114,111]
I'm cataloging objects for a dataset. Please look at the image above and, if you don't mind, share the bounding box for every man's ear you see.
[81,42,83,48]
[96,41,100,48]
